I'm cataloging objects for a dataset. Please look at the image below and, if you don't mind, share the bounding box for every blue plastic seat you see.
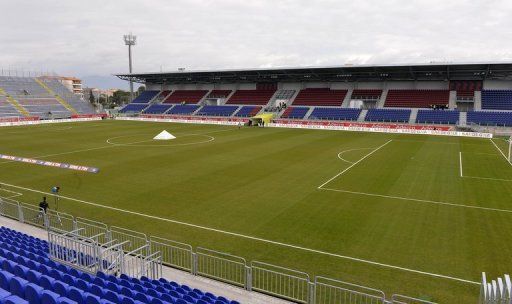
[3,260,16,273]
[0,287,11,301]
[4,295,29,304]
[103,290,122,303]
[39,276,55,291]
[13,265,29,279]
[57,297,78,304]
[53,281,70,297]
[41,290,61,304]
[88,285,105,298]
[74,279,90,291]
[25,283,44,304]
[9,277,28,298]
[0,271,15,290]
[67,288,87,304]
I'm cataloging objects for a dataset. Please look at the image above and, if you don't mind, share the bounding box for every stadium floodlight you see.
[123,33,137,102]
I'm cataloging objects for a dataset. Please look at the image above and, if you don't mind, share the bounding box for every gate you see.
[48,229,100,274]
[0,198,20,220]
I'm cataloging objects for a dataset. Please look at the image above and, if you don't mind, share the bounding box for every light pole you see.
[123,33,137,102]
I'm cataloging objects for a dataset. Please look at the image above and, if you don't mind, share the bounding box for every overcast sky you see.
[1,0,511,89]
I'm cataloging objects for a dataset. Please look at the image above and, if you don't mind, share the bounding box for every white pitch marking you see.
[459,152,463,177]
[318,140,392,189]
[0,181,479,285]
[0,125,237,165]
[462,175,512,182]
[0,188,23,198]
[319,187,512,214]
[490,138,511,165]
[337,148,374,164]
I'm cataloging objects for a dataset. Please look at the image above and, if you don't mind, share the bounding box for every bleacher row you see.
[0,77,95,118]
[0,226,240,304]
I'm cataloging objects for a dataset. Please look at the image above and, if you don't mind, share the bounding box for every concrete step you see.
[409,108,418,124]
[358,109,368,122]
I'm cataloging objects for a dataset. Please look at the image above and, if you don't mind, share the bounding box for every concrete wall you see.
[483,80,512,90]
[145,80,467,92]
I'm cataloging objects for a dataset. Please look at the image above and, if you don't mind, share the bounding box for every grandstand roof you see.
[116,62,512,84]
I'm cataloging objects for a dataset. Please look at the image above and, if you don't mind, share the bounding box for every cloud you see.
[0,0,511,88]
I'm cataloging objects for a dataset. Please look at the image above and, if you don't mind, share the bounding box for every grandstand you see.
[0,76,95,119]
[116,63,512,129]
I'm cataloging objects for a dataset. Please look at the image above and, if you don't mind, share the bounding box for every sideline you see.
[0,180,479,285]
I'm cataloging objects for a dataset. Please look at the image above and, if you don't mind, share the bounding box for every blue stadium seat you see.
[308,108,361,121]
[482,90,512,110]
[416,110,459,124]
[281,107,309,119]
[365,109,411,123]
[467,111,512,126]
[196,106,239,117]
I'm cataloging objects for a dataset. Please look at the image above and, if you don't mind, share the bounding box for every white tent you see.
[153,130,176,140]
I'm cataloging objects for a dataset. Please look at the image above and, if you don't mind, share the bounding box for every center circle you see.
[106,133,214,147]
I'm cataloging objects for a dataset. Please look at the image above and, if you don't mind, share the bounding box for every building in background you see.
[40,75,84,99]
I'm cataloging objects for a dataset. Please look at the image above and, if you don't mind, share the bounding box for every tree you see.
[88,91,95,104]
[137,86,146,94]
[111,90,131,106]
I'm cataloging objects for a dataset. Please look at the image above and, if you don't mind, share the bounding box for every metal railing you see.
[391,294,436,304]
[479,272,511,304]
[0,196,444,303]
[315,276,386,304]
[251,261,311,303]
[150,236,193,272]
[195,247,247,288]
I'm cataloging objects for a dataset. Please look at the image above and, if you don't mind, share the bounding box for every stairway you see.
[341,88,353,108]
[303,107,315,119]
[358,109,368,122]
[376,89,388,108]
[459,111,467,126]
[448,91,457,109]
[409,108,418,124]
[34,78,78,115]
[0,88,29,117]
[474,91,482,110]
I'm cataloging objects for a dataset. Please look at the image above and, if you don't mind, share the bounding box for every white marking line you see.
[0,188,23,199]
[319,187,512,214]
[319,140,392,189]
[462,175,512,182]
[0,181,478,285]
[490,138,511,165]
[337,148,374,164]
[0,126,237,165]
[459,152,463,177]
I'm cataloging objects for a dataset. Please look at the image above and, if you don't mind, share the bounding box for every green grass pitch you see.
[1,120,512,303]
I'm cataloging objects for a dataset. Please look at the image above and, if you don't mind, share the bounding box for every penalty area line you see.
[0,180,478,285]
[319,140,392,189]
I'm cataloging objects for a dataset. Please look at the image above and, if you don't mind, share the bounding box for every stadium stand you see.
[384,90,449,108]
[0,97,22,117]
[143,104,173,114]
[17,99,70,118]
[196,105,238,117]
[292,88,347,106]
[164,90,208,104]
[119,103,148,113]
[168,104,200,115]
[308,108,361,121]
[206,90,231,99]
[467,111,512,126]
[481,90,512,110]
[0,226,240,304]
[40,79,95,114]
[129,91,160,104]
[350,89,382,100]
[416,110,460,124]
[281,107,309,119]
[234,106,261,117]
[225,90,276,105]
[365,108,411,122]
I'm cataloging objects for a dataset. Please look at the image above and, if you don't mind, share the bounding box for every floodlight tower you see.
[123,33,137,102]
